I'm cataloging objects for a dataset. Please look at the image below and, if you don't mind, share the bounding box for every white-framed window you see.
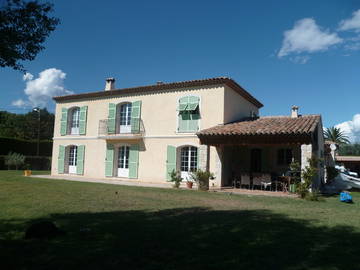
[68,145,78,174]
[179,146,198,180]
[118,145,130,169]
[116,103,132,133]
[69,107,80,135]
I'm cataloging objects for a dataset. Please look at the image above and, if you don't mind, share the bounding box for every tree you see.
[0,0,59,71]
[324,126,350,145]
[0,108,54,140]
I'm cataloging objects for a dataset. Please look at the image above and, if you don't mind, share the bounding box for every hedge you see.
[0,137,52,156]
[0,155,52,170]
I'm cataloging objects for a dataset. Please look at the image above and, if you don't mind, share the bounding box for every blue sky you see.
[1,0,360,139]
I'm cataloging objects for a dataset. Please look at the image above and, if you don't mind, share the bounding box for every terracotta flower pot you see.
[24,170,32,177]
[186,182,193,189]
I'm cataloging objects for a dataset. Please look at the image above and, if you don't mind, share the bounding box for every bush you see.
[5,152,25,170]
[0,155,51,170]
[0,137,52,156]
[296,156,319,199]
[169,170,182,188]
[190,169,214,191]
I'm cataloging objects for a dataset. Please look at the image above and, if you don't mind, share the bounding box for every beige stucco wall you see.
[53,85,225,138]
[223,85,260,123]
[52,84,256,187]
[51,84,261,187]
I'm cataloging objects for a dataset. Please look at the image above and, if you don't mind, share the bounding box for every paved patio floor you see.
[216,188,298,198]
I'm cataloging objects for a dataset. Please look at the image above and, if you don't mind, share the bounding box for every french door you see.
[119,103,132,133]
[117,146,130,177]
[68,145,77,174]
[180,146,197,181]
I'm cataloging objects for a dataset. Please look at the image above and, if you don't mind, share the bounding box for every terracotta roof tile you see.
[198,115,321,136]
[53,77,263,108]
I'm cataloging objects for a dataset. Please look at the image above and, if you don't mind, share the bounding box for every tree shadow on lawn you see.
[1,207,360,270]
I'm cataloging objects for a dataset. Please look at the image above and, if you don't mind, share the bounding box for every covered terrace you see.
[197,114,324,191]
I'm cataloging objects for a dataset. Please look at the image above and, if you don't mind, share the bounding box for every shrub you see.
[190,169,214,191]
[5,152,25,170]
[169,169,182,188]
[296,156,319,199]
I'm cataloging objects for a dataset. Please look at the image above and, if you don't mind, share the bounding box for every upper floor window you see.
[178,96,200,133]
[60,106,88,136]
[69,107,80,135]
[116,103,132,133]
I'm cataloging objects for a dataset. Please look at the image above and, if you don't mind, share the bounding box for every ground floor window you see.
[68,145,78,174]
[117,145,130,177]
[180,146,197,180]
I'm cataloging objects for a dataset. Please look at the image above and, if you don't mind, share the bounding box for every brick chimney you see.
[291,105,299,118]
[105,77,115,91]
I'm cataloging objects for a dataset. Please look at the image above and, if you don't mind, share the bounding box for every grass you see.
[1,171,360,269]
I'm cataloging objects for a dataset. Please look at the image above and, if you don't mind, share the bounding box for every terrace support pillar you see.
[301,143,312,181]
[198,145,208,171]
[214,146,223,188]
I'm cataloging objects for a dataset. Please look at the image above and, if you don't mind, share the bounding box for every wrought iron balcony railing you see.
[98,119,145,138]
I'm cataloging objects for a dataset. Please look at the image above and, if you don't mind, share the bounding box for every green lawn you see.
[1,171,360,270]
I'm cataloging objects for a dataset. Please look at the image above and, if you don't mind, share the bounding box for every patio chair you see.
[260,174,272,191]
[252,174,263,190]
[241,174,250,189]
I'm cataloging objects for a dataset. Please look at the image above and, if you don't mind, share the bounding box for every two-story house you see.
[52,77,324,189]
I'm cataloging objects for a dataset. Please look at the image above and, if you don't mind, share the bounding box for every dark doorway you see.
[251,148,262,172]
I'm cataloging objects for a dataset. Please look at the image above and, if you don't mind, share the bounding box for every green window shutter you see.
[60,108,68,136]
[105,144,115,177]
[166,145,176,181]
[187,96,199,111]
[76,145,85,175]
[131,101,142,133]
[79,106,88,135]
[58,145,65,173]
[129,144,139,179]
[178,96,189,111]
[108,103,116,134]
[188,111,200,132]
[178,111,190,132]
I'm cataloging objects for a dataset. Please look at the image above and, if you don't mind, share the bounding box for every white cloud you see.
[13,68,73,108]
[290,55,310,64]
[278,18,343,58]
[335,114,360,143]
[11,99,28,108]
[23,72,34,81]
[338,9,360,32]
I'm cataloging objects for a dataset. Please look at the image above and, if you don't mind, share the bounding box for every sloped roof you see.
[197,115,321,145]
[53,77,263,108]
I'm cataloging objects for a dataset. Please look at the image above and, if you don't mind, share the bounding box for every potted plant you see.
[24,164,32,176]
[190,169,215,191]
[169,169,182,188]
[186,180,194,189]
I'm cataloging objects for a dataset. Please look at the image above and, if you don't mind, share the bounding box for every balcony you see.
[98,119,145,140]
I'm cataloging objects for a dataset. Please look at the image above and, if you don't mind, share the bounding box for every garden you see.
[1,170,360,269]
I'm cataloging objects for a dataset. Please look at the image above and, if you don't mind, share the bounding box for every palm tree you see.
[324,126,350,144]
